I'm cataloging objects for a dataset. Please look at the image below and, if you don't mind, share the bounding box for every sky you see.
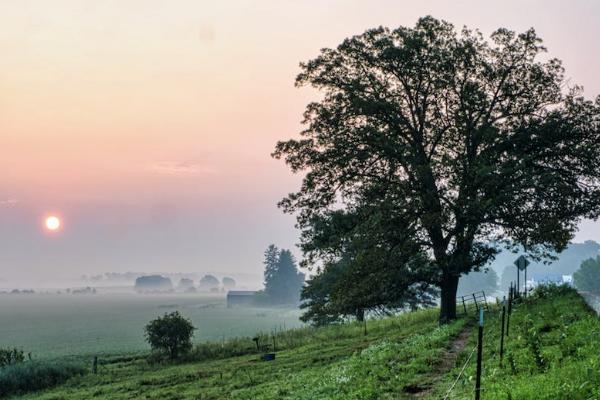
[1,0,599,284]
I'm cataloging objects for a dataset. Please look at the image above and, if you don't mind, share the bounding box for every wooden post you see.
[517,268,520,298]
[475,308,484,400]
[462,296,468,315]
[473,293,479,313]
[499,296,506,367]
[92,356,98,374]
[272,334,276,352]
[364,318,367,336]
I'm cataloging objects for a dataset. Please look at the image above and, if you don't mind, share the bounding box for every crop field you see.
[0,294,302,359]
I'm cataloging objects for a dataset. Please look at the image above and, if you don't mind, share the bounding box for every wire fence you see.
[442,345,477,400]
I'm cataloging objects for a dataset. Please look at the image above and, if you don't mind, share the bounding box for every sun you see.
[45,216,61,231]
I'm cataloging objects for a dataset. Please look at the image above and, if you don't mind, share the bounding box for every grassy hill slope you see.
[15,309,466,400]
[10,286,599,399]
[432,286,600,399]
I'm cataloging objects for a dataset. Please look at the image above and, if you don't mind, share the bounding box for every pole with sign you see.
[514,255,529,296]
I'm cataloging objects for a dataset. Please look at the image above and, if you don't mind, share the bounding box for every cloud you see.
[149,161,216,176]
[0,199,18,208]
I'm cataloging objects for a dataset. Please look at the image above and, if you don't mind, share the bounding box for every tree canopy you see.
[263,245,305,304]
[199,275,220,291]
[274,16,600,322]
[144,311,195,360]
[573,256,600,294]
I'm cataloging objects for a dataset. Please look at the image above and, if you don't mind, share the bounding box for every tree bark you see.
[355,308,365,322]
[439,271,459,324]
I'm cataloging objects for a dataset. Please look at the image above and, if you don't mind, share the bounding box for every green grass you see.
[0,294,302,358]
[13,308,466,399]
[0,360,87,398]
[432,285,600,400]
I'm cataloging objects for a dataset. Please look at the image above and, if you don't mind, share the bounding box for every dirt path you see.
[403,325,473,398]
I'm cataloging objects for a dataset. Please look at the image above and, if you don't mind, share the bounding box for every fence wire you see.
[442,345,477,400]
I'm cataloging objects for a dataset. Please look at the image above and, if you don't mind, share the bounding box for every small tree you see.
[199,275,220,291]
[573,256,600,294]
[222,277,236,289]
[144,312,195,360]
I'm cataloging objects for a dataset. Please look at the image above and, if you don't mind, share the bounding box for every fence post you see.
[462,296,468,315]
[499,296,506,367]
[506,286,512,338]
[92,356,98,374]
[482,291,489,311]
[475,308,484,400]
[473,293,479,313]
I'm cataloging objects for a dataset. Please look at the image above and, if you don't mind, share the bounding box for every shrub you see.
[0,348,24,367]
[0,360,86,397]
[527,283,576,301]
[145,311,195,360]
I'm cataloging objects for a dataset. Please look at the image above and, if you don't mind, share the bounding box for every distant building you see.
[226,290,257,308]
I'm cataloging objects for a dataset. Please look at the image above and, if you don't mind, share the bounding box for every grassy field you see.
[0,294,302,358]
[3,287,597,399]
[13,308,467,399]
[432,286,600,399]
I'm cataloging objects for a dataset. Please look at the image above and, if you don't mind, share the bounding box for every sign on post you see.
[514,255,529,271]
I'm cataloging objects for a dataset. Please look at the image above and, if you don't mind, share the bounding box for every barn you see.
[226,290,257,308]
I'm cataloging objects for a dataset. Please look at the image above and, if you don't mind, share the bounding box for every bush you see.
[526,283,576,301]
[145,311,195,360]
[0,360,86,397]
[0,348,24,367]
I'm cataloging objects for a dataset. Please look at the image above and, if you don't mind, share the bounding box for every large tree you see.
[273,17,600,322]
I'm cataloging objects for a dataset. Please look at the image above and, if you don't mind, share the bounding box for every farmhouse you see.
[226,290,256,308]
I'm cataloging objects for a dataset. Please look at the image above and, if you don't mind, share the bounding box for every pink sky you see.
[1,0,599,281]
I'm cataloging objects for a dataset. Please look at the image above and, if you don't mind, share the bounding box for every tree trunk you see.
[439,272,459,324]
[355,308,365,322]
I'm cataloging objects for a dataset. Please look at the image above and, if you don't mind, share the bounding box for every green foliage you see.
[433,286,600,399]
[144,312,195,360]
[273,16,600,322]
[17,308,465,399]
[300,250,437,325]
[0,360,86,398]
[457,269,499,297]
[573,256,600,293]
[0,348,25,367]
[263,245,305,304]
[0,295,303,359]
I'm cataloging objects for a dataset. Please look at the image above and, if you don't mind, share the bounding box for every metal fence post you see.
[499,296,506,367]
[475,308,484,400]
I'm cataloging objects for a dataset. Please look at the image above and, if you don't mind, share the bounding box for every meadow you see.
[1,287,598,399]
[0,293,302,359]
[13,307,467,399]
